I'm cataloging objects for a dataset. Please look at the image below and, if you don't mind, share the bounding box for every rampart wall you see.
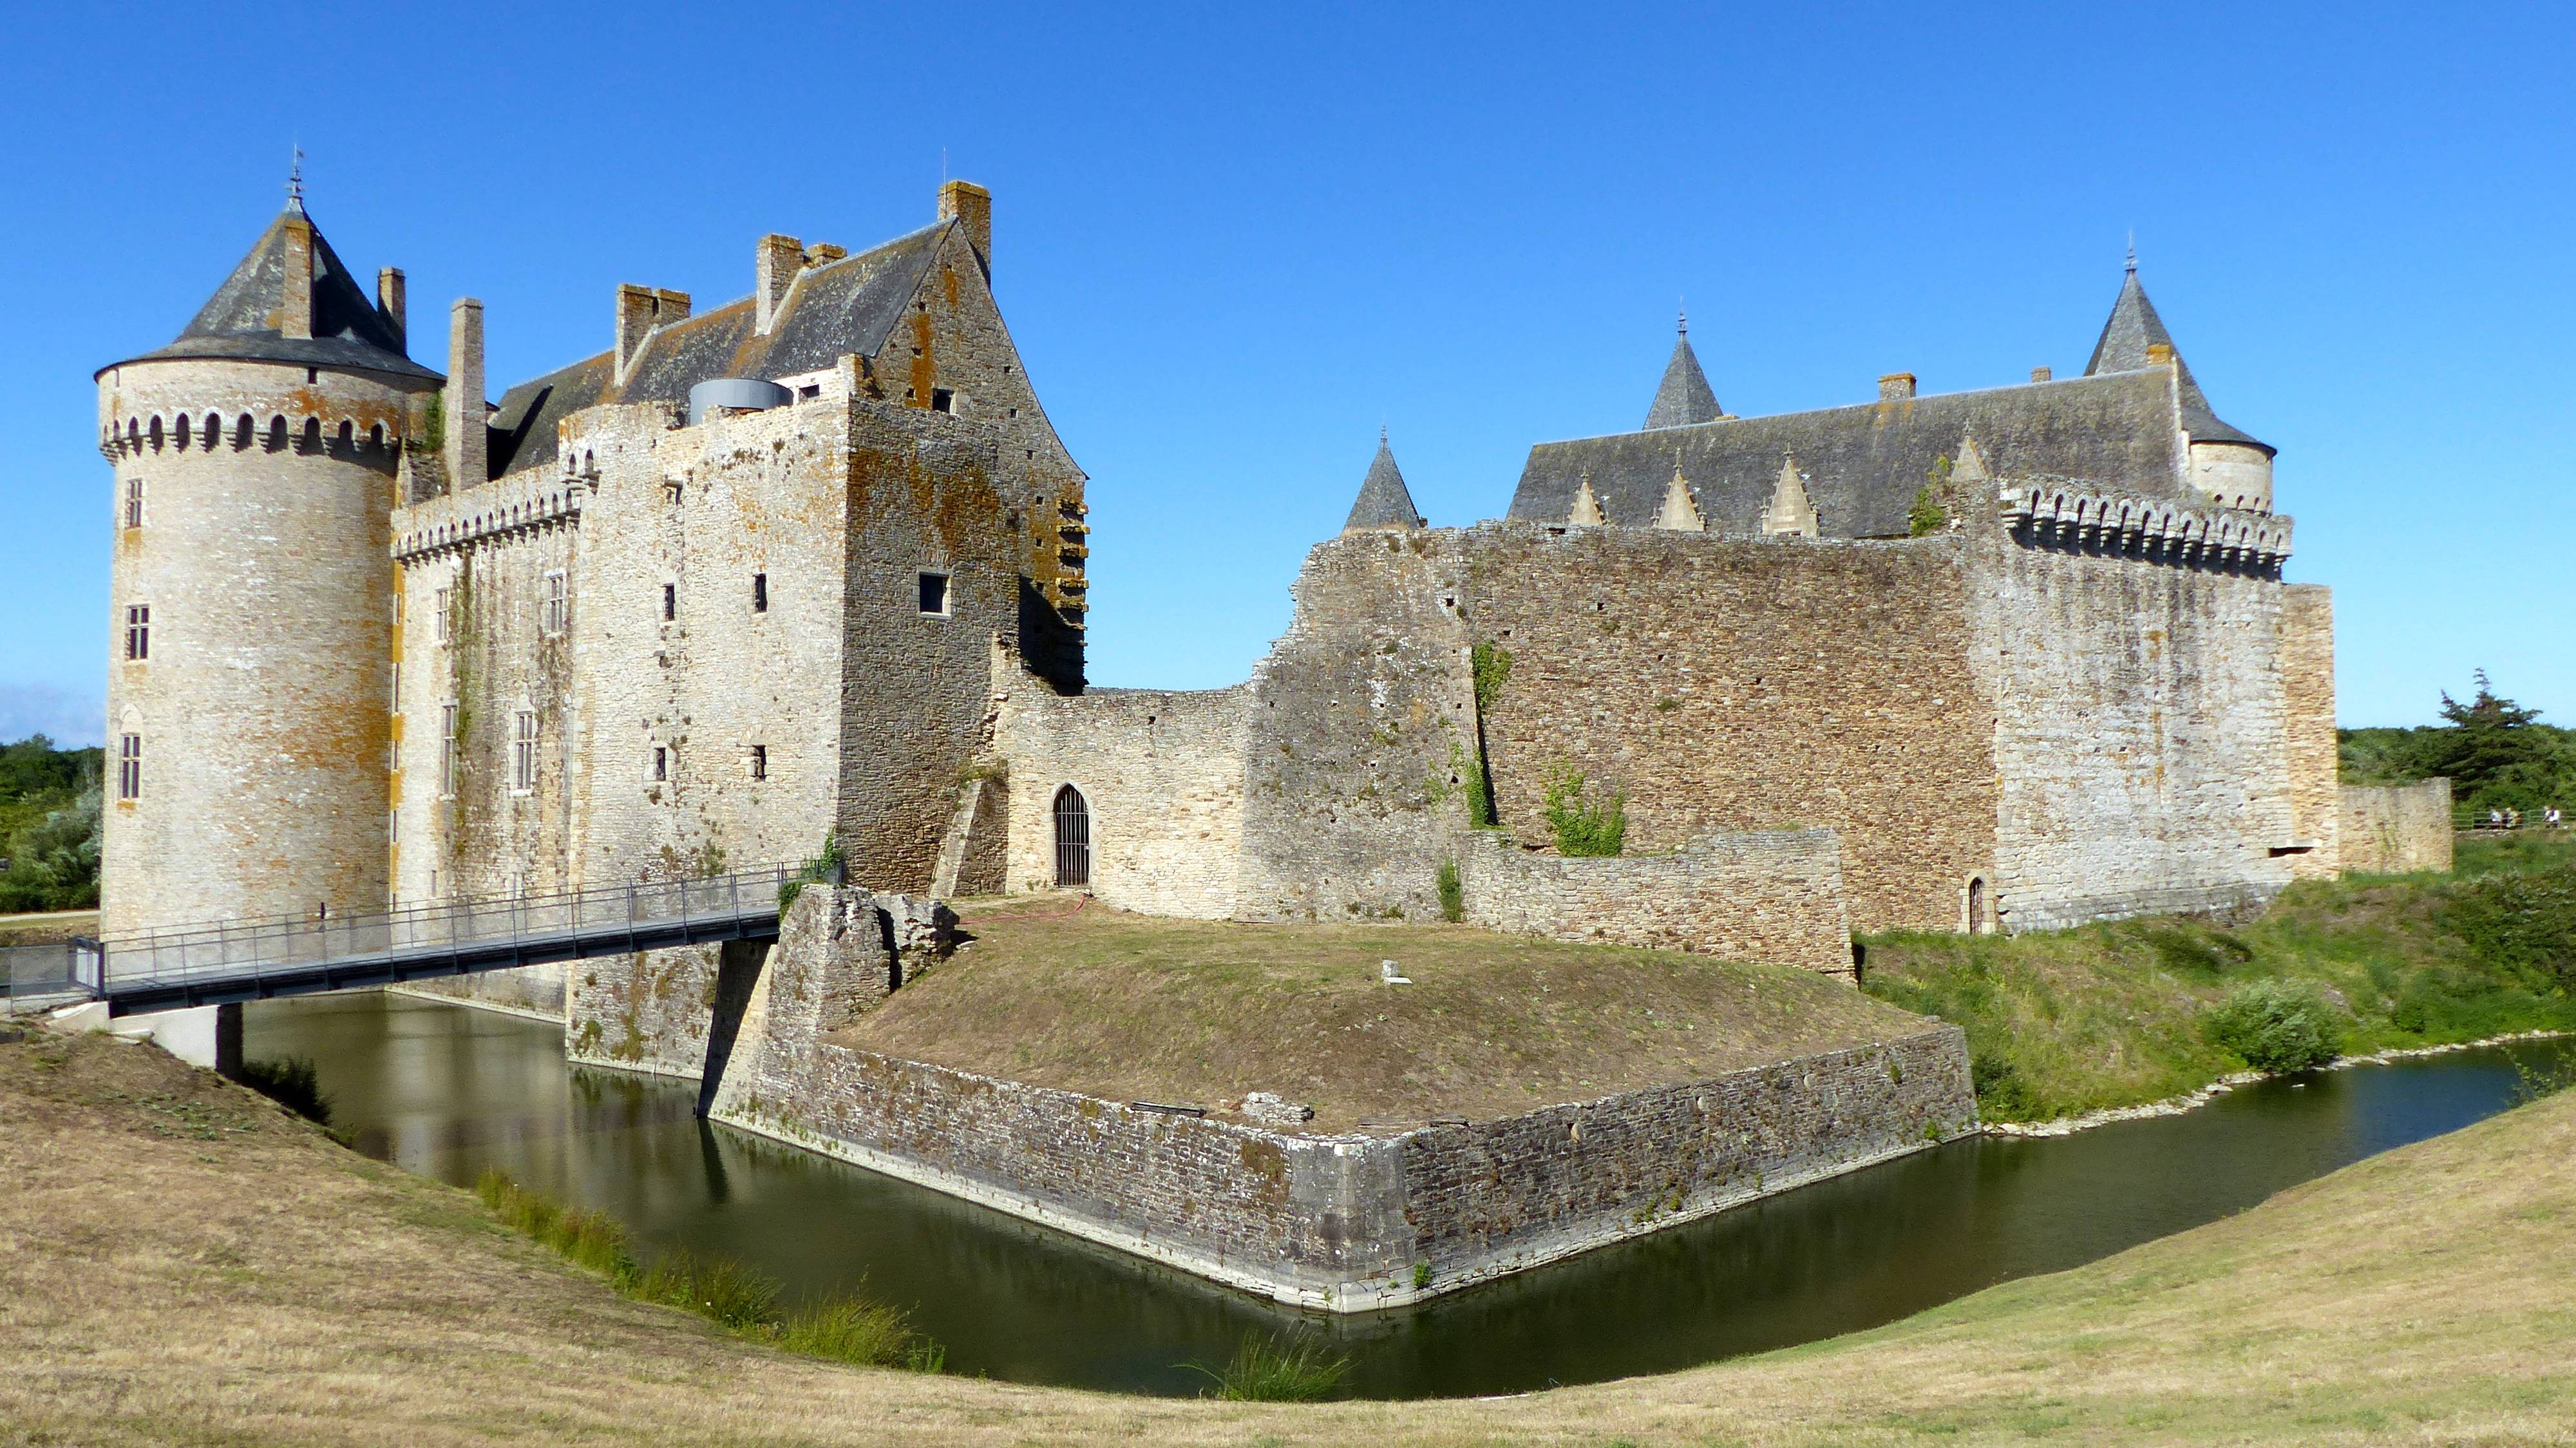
[2340,780,2454,875]
[998,682,1249,915]
[1458,828,1855,976]
[2279,584,2342,879]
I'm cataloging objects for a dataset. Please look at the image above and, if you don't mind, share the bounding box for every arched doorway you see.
[1965,877,1987,935]
[1052,785,1091,888]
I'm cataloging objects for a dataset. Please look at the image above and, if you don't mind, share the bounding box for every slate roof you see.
[1343,433,1426,530]
[104,205,439,381]
[487,220,956,477]
[2083,266,2271,453]
[1642,323,1723,429]
[1509,368,2186,538]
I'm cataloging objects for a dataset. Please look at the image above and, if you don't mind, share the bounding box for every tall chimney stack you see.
[755,234,803,335]
[938,180,992,276]
[1878,372,1917,403]
[377,267,407,349]
[614,284,690,385]
[279,213,316,341]
[446,299,486,490]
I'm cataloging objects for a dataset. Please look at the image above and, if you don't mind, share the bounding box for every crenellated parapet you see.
[1999,476,2291,575]
[393,474,588,562]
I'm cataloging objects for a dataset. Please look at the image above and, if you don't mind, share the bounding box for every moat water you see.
[247,992,2555,1400]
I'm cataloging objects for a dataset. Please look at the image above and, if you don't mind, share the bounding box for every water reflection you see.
[247,992,2546,1399]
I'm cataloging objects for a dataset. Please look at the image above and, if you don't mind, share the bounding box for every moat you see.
[249,991,2553,1400]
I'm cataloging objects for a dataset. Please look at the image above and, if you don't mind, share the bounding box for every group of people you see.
[2479,806,2566,830]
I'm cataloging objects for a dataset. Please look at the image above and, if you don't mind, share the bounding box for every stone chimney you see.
[2030,365,2052,383]
[615,285,690,385]
[279,213,315,341]
[1878,372,1917,403]
[446,300,486,490]
[2145,343,2175,368]
[377,267,406,348]
[939,180,992,274]
[756,234,803,336]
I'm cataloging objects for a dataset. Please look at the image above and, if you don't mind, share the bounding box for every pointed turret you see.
[1761,454,1819,538]
[1643,311,1723,430]
[2082,257,2267,453]
[1341,430,1425,532]
[103,204,435,381]
[1653,459,1705,531]
[1567,472,1607,526]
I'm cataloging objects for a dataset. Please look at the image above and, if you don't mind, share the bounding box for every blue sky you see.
[3,3,2568,745]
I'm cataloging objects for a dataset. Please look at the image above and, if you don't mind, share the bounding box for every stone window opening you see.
[235,413,254,449]
[299,417,323,453]
[749,745,768,781]
[752,572,769,613]
[124,604,150,662]
[918,571,951,617]
[116,732,141,802]
[542,571,568,636]
[661,583,677,623]
[439,703,459,798]
[1052,785,1091,888]
[931,387,958,415]
[123,477,144,529]
[1965,877,1989,935]
[510,710,538,794]
[433,586,453,645]
[652,746,668,783]
[175,414,191,449]
[147,416,163,451]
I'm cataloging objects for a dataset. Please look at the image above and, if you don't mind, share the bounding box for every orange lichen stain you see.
[907,312,936,408]
[942,267,960,307]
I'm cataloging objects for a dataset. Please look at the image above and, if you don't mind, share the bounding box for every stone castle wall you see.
[1974,531,2300,930]
[2279,584,2342,879]
[997,681,1249,915]
[1454,525,1997,934]
[394,962,567,1020]
[2340,779,2454,875]
[1459,828,1855,976]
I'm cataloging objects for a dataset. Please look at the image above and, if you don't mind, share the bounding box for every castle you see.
[96,180,2353,957]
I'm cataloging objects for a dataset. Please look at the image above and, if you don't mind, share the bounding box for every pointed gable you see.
[1341,431,1425,531]
[1643,315,1723,430]
[1761,454,1819,538]
[1567,472,1607,526]
[1653,460,1705,531]
[104,205,435,380]
[2084,262,2270,453]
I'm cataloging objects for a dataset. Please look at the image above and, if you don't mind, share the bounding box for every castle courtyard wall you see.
[2340,779,2454,875]
[997,682,1250,915]
[2279,584,2342,879]
[1458,828,1855,976]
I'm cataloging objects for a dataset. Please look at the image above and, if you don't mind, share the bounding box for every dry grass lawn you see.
[5,1024,2574,1445]
[838,899,1929,1132]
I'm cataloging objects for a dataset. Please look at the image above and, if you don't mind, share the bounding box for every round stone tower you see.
[95,195,441,936]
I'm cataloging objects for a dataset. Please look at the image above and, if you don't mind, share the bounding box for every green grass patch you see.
[1184,1332,1352,1401]
[475,1168,943,1371]
[1862,852,2576,1122]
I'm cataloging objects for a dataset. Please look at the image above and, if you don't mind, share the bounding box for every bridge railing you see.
[2,937,103,1015]
[94,864,801,1000]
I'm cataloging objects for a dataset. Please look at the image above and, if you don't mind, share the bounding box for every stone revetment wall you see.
[2340,779,2455,875]
[1459,828,1855,976]
[683,888,1975,1311]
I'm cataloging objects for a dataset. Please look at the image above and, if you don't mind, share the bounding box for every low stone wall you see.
[996,681,1250,917]
[2340,779,2454,875]
[706,886,1975,1310]
[1458,829,1855,978]
[390,962,566,1021]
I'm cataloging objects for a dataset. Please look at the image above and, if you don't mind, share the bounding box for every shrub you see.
[779,834,848,911]
[1543,765,1625,857]
[1188,1333,1351,1402]
[2440,862,2576,993]
[1435,861,1463,922]
[2203,980,2340,1074]
[235,1055,332,1127]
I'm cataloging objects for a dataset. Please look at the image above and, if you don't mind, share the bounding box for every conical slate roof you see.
[2083,263,2267,453]
[1342,432,1425,531]
[1643,318,1723,430]
[102,204,437,380]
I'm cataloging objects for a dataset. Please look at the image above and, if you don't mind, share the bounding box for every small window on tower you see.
[124,477,144,529]
[116,733,141,801]
[749,745,768,781]
[652,747,668,783]
[752,573,768,613]
[439,704,459,797]
[124,604,149,662]
[433,587,453,645]
[931,388,957,415]
[918,571,950,617]
[542,571,568,636]
[661,584,676,622]
[511,710,538,793]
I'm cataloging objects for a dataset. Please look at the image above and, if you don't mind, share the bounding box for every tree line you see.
[2341,672,2575,819]
[1,735,102,913]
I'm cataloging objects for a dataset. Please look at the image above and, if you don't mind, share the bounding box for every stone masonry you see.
[1459,828,1855,977]
[2340,779,2455,875]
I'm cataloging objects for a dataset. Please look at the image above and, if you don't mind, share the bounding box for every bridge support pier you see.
[138,1003,243,1074]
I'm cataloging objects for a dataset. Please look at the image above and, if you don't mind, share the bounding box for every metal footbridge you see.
[4,866,800,1016]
